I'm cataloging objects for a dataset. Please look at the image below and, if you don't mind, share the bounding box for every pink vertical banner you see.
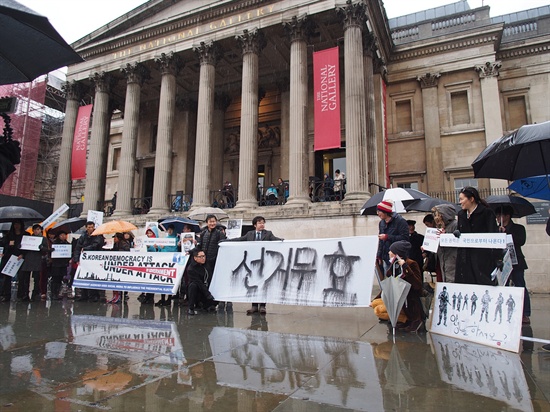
[313,47,341,151]
[71,104,92,180]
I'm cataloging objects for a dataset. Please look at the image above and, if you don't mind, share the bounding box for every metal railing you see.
[131,196,152,215]
[169,193,192,212]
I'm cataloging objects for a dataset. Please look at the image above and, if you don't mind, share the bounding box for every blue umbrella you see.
[157,216,200,233]
[508,175,550,201]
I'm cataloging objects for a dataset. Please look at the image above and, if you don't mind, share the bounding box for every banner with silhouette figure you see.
[210,236,377,307]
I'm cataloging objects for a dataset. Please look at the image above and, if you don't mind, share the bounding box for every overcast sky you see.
[17,0,550,44]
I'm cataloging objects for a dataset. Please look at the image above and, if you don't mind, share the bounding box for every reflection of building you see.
[56,1,550,290]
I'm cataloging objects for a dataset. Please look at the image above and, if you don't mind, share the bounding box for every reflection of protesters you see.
[471,292,478,315]
[506,294,515,323]
[437,286,449,326]
[480,290,491,323]
[493,292,504,324]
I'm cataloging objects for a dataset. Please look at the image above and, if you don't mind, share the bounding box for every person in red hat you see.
[376,199,409,275]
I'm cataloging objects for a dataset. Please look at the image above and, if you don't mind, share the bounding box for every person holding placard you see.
[73,221,105,303]
[455,187,501,286]
[433,204,458,283]
[0,220,24,302]
[495,206,530,325]
[50,230,71,300]
[17,224,48,302]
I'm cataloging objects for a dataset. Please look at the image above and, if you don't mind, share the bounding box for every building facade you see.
[56,0,550,290]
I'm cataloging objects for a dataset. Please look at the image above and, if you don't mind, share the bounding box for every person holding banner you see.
[187,249,216,315]
[73,221,105,303]
[155,225,178,307]
[455,187,502,286]
[495,206,530,325]
[0,220,24,302]
[138,226,159,304]
[433,204,458,283]
[50,230,71,300]
[17,224,48,302]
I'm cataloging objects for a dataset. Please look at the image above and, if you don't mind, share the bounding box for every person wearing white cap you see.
[376,199,409,274]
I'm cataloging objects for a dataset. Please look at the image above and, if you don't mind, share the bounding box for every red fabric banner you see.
[71,104,92,180]
[313,47,341,151]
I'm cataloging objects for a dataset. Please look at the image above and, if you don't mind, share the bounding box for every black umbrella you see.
[48,217,87,235]
[485,195,536,219]
[360,188,430,215]
[0,205,43,222]
[0,0,84,85]
[405,198,459,213]
[472,121,550,181]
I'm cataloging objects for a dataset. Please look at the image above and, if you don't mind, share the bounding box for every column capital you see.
[121,62,150,86]
[176,97,197,112]
[62,80,83,101]
[363,31,377,58]
[283,15,314,43]
[475,61,501,78]
[193,41,223,66]
[214,92,231,111]
[89,72,116,93]
[154,52,184,76]
[236,28,266,56]
[417,72,441,89]
[337,0,367,31]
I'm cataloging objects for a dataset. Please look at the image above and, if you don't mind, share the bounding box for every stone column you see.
[417,72,444,193]
[283,16,312,205]
[278,80,290,180]
[54,81,82,213]
[364,32,378,189]
[211,93,231,192]
[149,52,182,215]
[475,61,506,189]
[234,29,266,209]
[338,1,369,202]
[191,41,221,209]
[174,97,196,195]
[113,63,149,217]
[82,72,114,215]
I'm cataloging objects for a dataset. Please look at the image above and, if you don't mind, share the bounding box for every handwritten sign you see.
[87,210,103,227]
[41,203,70,230]
[422,228,440,253]
[142,238,176,247]
[1,255,23,277]
[20,235,42,251]
[439,233,507,249]
[430,282,524,352]
[51,244,72,259]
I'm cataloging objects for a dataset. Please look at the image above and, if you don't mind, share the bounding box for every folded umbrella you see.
[380,275,411,337]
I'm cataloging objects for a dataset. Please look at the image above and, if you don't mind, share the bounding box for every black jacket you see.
[503,219,527,270]
[73,232,105,262]
[377,213,409,264]
[197,227,226,265]
[228,229,282,242]
[187,260,210,285]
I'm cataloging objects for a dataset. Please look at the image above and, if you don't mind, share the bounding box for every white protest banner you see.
[430,282,524,352]
[74,251,189,294]
[431,333,532,412]
[493,250,513,286]
[210,236,378,307]
[87,210,103,227]
[422,228,440,253]
[180,232,195,253]
[225,219,243,239]
[41,203,70,230]
[506,234,518,265]
[20,235,42,251]
[1,255,23,277]
[209,327,383,411]
[439,233,507,249]
[142,238,177,247]
[51,244,72,258]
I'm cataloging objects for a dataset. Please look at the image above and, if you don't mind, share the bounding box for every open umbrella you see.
[91,220,137,236]
[380,275,411,337]
[472,121,550,181]
[0,205,43,222]
[405,198,458,213]
[48,217,86,235]
[485,195,536,218]
[157,216,200,233]
[509,175,550,201]
[188,207,228,222]
[0,0,84,85]
[360,188,431,215]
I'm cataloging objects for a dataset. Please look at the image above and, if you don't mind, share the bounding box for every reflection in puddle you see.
[209,327,384,411]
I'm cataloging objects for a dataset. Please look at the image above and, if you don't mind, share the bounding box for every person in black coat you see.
[186,248,216,315]
[50,230,71,300]
[376,199,409,274]
[406,220,425,272]
[72,221,105,302]
[455,187,501,285]
[0,220,24,302]
[196,214,227,279]
[17,224,49,301]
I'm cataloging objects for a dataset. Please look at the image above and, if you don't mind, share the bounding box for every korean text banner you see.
[313,47,341,151]
[71,104,92,180]
[210,236,377,307]
[74,251,188,294]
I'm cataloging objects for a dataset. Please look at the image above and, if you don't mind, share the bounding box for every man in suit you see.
[228,215,282,315]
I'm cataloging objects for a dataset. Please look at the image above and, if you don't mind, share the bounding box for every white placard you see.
[506,234,518,265]
[51,244,72,258]
[142,237,176,247]
[493,250,514,286]
[422,228,440,253]
[180,232,195,252]
[225,219,243,239]
[210,236,378,307]
[87,210,103,227]
[41,203,70,230]
[439,233,507,249]
[430,282,524,352]
[1,255,23,277]
[20,235,42,251]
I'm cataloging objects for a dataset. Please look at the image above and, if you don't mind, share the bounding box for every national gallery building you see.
[54,0,550,287]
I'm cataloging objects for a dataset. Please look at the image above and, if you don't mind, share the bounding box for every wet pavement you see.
[0,293,548,411]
